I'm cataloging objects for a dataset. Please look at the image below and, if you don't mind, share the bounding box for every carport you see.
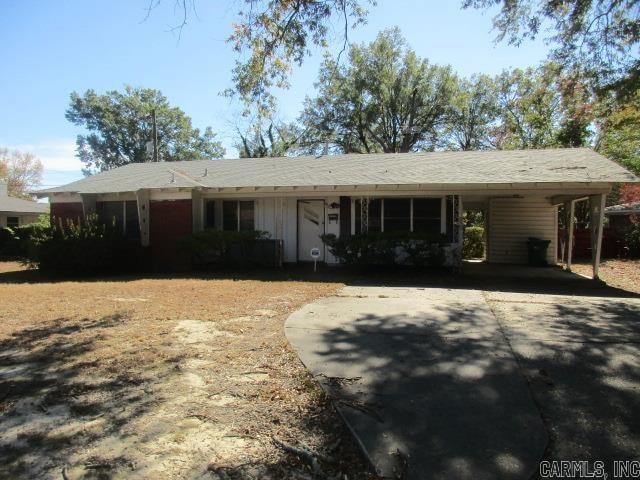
[464,191,608,278]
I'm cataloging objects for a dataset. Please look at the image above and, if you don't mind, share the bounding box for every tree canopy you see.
[66,86,225,173]
[597,90,640,175]
[0,148,43,199]
[300,28,456,153]
[297,30,594,154]
[463,0,640,96]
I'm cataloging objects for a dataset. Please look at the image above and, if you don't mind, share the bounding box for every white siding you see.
[487,197,557,264]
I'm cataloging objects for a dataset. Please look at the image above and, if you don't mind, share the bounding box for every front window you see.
[6,217,19,228]
[222,200,255,232]
[98,201,139,239]
[353,197,442,235]
[383,198,410,232]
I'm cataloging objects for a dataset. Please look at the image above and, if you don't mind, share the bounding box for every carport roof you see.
[36,147,639,195]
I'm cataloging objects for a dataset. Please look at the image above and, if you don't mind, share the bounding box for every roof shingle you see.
[37,148,639,195]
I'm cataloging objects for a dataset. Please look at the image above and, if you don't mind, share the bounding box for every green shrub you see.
[321,232,448,267]
[178,229,270,268]
[0,223,50,259]
[623,225,640,257]
[28,214,146,274]
[463,226,485,259]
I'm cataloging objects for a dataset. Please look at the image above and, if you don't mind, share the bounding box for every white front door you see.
[297,200,325,262]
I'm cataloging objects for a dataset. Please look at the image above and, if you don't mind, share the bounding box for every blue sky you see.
[0,0,549,189]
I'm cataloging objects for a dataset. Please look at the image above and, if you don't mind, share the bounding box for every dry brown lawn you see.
[0,262,376,480]
[571,258,640,294]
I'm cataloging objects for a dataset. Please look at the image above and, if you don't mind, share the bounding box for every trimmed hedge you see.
[321,232,448,267]
[178,229,271,268]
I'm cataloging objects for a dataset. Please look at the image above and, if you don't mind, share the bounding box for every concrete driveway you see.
[285,279,640,480]
[285,286,547,480]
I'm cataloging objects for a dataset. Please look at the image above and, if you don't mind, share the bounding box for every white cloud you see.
[2,139,82,172]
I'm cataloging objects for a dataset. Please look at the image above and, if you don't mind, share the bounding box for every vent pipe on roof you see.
[203,168,208,177]
[169,172,175,184]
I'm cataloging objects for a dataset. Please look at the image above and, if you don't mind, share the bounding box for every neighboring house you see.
[605,202,640,231]
[0,180,48,228]
[35,148,639,277]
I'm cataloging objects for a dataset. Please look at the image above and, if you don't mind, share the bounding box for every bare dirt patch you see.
[0,262,377,479]
[571,258,640,294]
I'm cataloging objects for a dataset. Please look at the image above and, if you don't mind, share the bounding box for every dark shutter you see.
[339,196,351,238]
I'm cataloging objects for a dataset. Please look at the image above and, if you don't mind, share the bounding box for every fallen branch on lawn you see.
[271,436,334,466]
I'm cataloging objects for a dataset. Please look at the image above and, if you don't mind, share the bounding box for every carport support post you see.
[589,194,606,280]
[564,200,575,272]
[136,189,150,247]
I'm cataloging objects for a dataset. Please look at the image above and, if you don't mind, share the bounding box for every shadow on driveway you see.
[286,287,547,480]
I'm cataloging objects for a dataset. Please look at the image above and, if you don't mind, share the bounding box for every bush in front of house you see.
[0,222,50,259]
[27,214,146,274]
[178,229,271,268]
[622,225,640,257]
[321,232,448,267]
[462,226,485,259]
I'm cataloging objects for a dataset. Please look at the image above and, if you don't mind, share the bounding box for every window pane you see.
[100,201,124,231]
[368,199,382,233]
[7,217,19,228]
[413,198,441,234]
[205,200,216,229]
[383,198,410,232]
[239,201,254,231]
[125,201,140,239]
[223,201,237,231]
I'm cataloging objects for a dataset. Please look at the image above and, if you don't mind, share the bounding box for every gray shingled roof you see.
[0,195,49,214]
[605,202,640,214]
[36,148,638,195]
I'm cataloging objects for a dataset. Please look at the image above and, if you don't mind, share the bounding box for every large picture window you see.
[222,200,255,232]
[98,201,140,239]
[412,198,442,235]
[353,197,442,235]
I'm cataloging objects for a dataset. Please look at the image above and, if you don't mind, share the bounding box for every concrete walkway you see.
[285,286,547,480]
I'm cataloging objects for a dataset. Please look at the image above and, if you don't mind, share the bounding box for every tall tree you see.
[66,86,225,173]
[235,121,304,157]
[597,90,640,176]
[0,148,43,199]
[463,0,640,96]
[301,28,456,154]
[491,64,594,149]
[445,74,500,150]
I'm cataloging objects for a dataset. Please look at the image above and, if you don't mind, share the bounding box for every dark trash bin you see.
[527,237,550,266]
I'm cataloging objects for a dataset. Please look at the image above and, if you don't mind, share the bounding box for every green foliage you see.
[597,91,640,176]
[27,214,146,274]
[321,232,448,267]
[463,0,639,97]
[623,225,640,257]
[225,0,372,114]
[178,229,271,267]
[463,226,485,259]
[494,64,594,149]
[301,28,456,154]
[66,86,225,173]
[0,223,50,259]
[236,121,304,158]
[446,74,500,150]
